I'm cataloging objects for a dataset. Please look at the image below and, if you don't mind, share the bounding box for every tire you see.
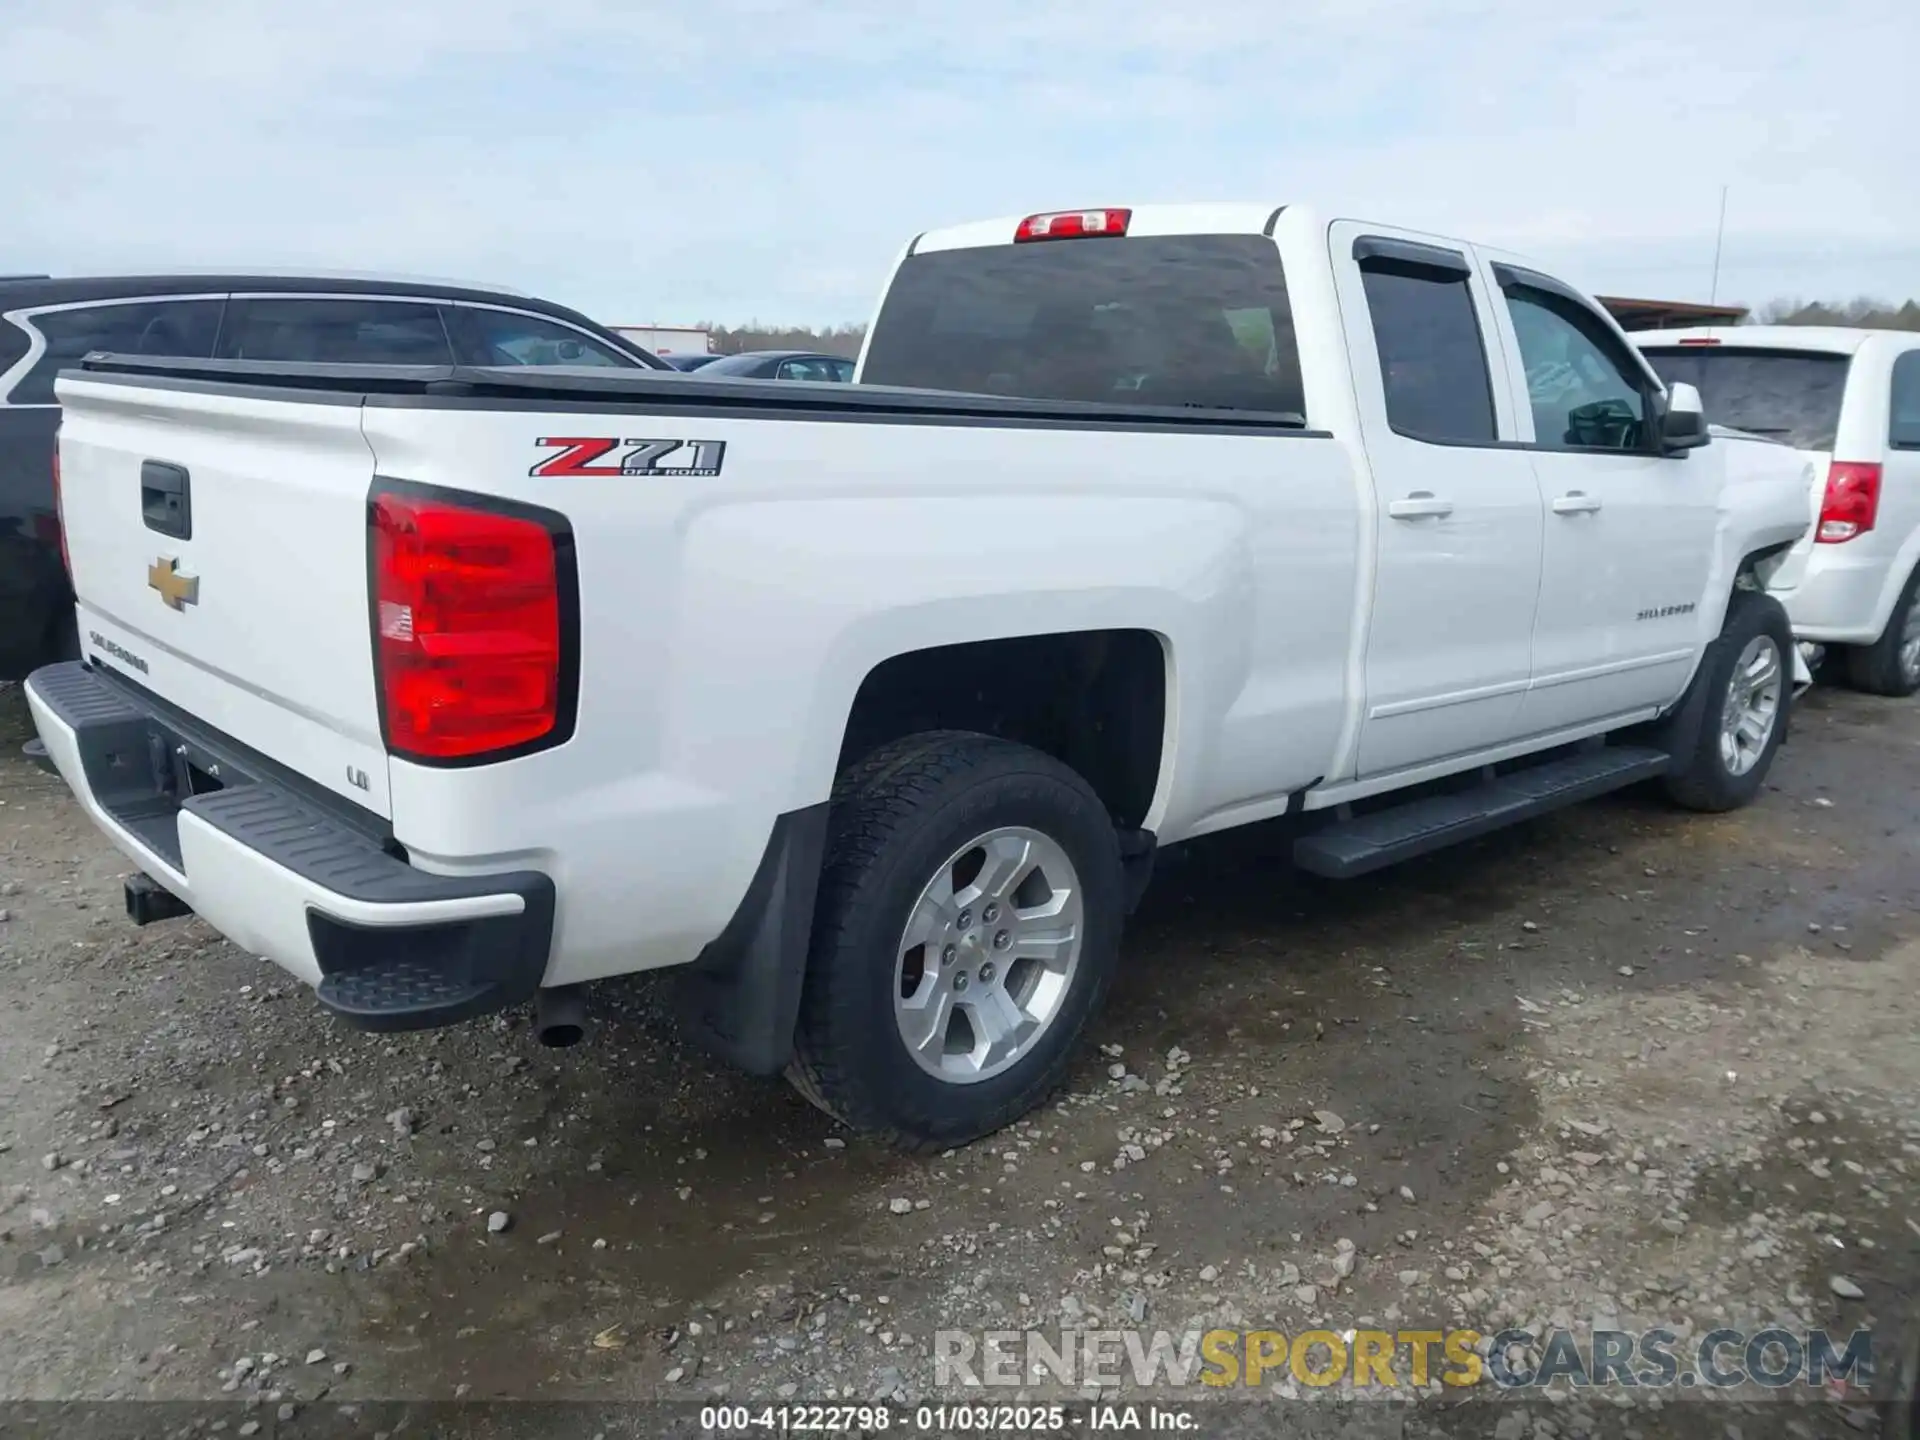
[1842,564,1920,697]
[1663,588,1794,812]
[787,731,1124,1151]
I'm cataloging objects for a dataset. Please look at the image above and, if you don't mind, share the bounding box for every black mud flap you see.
[672,803,830,1077]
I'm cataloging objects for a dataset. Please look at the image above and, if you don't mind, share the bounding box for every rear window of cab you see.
[861,234,1306,419]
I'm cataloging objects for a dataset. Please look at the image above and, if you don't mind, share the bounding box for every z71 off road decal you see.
[531,437,727,478]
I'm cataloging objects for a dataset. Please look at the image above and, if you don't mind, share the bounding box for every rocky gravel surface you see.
[1,681,1916,1437]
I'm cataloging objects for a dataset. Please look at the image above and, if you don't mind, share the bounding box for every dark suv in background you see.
[0,273,667,679]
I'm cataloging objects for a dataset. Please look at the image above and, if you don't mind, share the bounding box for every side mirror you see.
[1659,381,1710,454]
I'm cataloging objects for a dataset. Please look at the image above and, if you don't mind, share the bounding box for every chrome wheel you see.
[892,826,1083,1086]
[1899,589,1920,684]
[1719,634,1783,777]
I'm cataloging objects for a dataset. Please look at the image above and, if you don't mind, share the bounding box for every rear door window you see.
[861,234,1305,417]
[1888,350,1920,450]
[1356,256,1497,444]
[11,299,223,404]
[446,307,636,368]
[776,357,853,382]
[216,298,453,364]
[1639,347,1852,451]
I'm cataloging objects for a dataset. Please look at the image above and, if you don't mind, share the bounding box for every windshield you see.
[862,234,1305,418]
[1639,347,1852,451]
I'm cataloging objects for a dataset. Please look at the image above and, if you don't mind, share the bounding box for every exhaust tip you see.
[534,985,589,1048]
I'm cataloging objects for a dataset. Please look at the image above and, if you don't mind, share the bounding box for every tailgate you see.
[54,373,391,816]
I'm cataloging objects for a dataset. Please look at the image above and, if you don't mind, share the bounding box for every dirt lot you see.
[1,680,1917,1437]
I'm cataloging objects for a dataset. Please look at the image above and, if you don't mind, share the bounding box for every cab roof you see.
[901,203,1570,281]
[910,203,1301,255]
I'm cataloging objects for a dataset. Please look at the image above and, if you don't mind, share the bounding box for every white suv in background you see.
[1639,327,1920,695]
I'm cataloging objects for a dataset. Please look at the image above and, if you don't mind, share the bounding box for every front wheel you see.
[1664,589,1793,812]
[1842,565,1920,698]
[787,732,1124,1151]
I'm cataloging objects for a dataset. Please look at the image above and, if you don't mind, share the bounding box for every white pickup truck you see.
[27,203,1813,1149]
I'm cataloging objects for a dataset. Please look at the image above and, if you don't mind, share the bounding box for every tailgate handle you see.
[141,461,192,540]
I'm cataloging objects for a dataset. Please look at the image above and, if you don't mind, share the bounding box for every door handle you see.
[141,460,193,540]
[1387,492,1454,520]
[1552,491,1602,515]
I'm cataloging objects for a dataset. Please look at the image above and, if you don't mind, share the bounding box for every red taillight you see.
[1816,461,1882,544]
[370,489,570,761]
[1677,337,1721,346]
[1014,208,1131,243]
[48,445,72,577]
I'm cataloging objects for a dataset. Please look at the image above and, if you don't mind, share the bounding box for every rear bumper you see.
[23,660,555,1032]
[1776,550,1891,644]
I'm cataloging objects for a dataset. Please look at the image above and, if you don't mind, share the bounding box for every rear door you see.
[1890,346,1920,532]
[1329,223,1544,776]
[1487,265,1719,732]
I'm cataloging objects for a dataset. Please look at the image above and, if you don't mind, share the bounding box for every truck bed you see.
[43,351,1361,1001]
[73,352,1316,431]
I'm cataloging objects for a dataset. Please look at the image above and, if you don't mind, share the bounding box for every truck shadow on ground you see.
[335,769,1843,1396]
[339,674,1920,1397]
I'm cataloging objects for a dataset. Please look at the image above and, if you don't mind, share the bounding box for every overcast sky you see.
[5,0,1914,326]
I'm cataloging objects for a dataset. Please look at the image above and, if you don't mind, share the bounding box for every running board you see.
[1293,746,1671,879]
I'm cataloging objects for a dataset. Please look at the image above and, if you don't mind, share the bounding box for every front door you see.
[1484,266,1719,732]
[1331,224,1545,778]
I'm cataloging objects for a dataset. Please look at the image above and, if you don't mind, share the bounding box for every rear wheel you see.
[787,732,1123,1151]
[1664,589,1793,812]
[1842,565,1920,697]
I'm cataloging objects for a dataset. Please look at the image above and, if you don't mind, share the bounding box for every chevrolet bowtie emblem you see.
[147,556,199,611]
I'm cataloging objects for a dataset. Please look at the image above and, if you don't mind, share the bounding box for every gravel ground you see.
[1,680,1916,1437]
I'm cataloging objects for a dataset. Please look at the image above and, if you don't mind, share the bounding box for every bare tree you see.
[1753,298,1920,331]
[701,322,869,357]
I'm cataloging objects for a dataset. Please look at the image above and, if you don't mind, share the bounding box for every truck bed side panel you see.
[359,400,1361,983]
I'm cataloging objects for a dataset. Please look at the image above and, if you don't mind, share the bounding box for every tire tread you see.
[1841,566,1920,698]
[1663,588,1793,812]
[787,731,1118,1152]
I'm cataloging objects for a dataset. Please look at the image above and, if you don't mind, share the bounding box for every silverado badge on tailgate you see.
[147,556,200,610]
